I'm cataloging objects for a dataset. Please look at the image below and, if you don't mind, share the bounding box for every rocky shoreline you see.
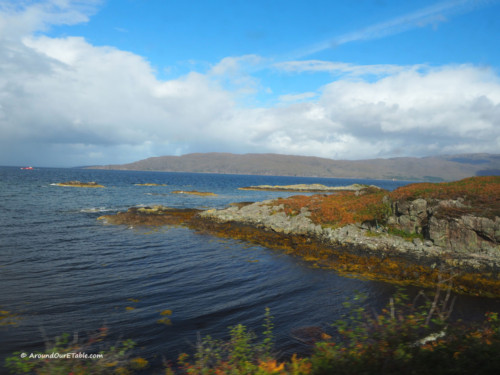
[98,177,500,297]
[192,197,499,297]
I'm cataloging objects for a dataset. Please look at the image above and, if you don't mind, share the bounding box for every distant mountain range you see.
[87,153,500,181]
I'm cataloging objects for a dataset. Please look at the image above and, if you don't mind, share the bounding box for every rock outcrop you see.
[388,198,500,257]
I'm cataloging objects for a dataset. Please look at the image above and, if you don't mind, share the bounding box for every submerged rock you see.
[172,190,217,196]
[134,183,167,186]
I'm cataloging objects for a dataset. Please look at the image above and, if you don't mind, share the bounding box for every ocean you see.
[1,167,498,373]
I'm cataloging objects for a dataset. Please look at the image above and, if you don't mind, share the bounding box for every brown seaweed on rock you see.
[98,205,200,226]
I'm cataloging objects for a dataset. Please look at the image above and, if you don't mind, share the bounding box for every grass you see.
[386,227,425,242]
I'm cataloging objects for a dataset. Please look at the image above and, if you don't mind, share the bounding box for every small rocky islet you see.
[238,183,378,192]
[97,176,500,297]
[55,180,105,188]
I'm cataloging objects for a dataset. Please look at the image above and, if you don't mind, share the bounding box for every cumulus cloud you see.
[0,0,99,38]
[215,63,500,160]
[1,1,499,166]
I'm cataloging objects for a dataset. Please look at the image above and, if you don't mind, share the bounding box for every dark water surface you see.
[1,167,498,372]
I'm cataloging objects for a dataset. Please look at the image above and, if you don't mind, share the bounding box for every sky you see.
[1,0,499,167]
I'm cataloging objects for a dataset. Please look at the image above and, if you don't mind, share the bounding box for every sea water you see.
[0,167,498,372]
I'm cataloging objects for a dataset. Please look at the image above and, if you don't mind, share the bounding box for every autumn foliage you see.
[275,176,500,227]
[390,176,500,219]
[275,188,390,228]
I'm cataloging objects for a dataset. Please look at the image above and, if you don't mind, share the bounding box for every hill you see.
[87,152,500,181]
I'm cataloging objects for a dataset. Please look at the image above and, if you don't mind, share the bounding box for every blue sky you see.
[1,0,499,167]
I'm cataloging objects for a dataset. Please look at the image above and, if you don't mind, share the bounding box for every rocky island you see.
[98,176,500,297]
[55,180,105,188]
[238,183,377,192]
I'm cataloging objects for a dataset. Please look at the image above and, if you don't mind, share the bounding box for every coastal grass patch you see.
[386,227,425,242]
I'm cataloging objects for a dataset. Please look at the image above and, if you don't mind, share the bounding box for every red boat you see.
[20,166,34,170]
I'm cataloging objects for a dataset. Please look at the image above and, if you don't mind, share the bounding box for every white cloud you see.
[217,64,500,160]
[275,60,410,78]
[1,1,500,166]
[0,0,99,39]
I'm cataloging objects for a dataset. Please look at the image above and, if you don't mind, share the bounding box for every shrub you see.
[310,284,500,375]
[176,307,292,375]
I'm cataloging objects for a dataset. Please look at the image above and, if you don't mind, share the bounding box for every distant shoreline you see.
[85,152,500,182]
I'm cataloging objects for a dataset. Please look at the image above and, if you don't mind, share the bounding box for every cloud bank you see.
[0,1,499,166]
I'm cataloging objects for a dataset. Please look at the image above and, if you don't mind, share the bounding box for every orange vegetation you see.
[275,176,500,226]
[390,176,500,219]
[275,188,389,228]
